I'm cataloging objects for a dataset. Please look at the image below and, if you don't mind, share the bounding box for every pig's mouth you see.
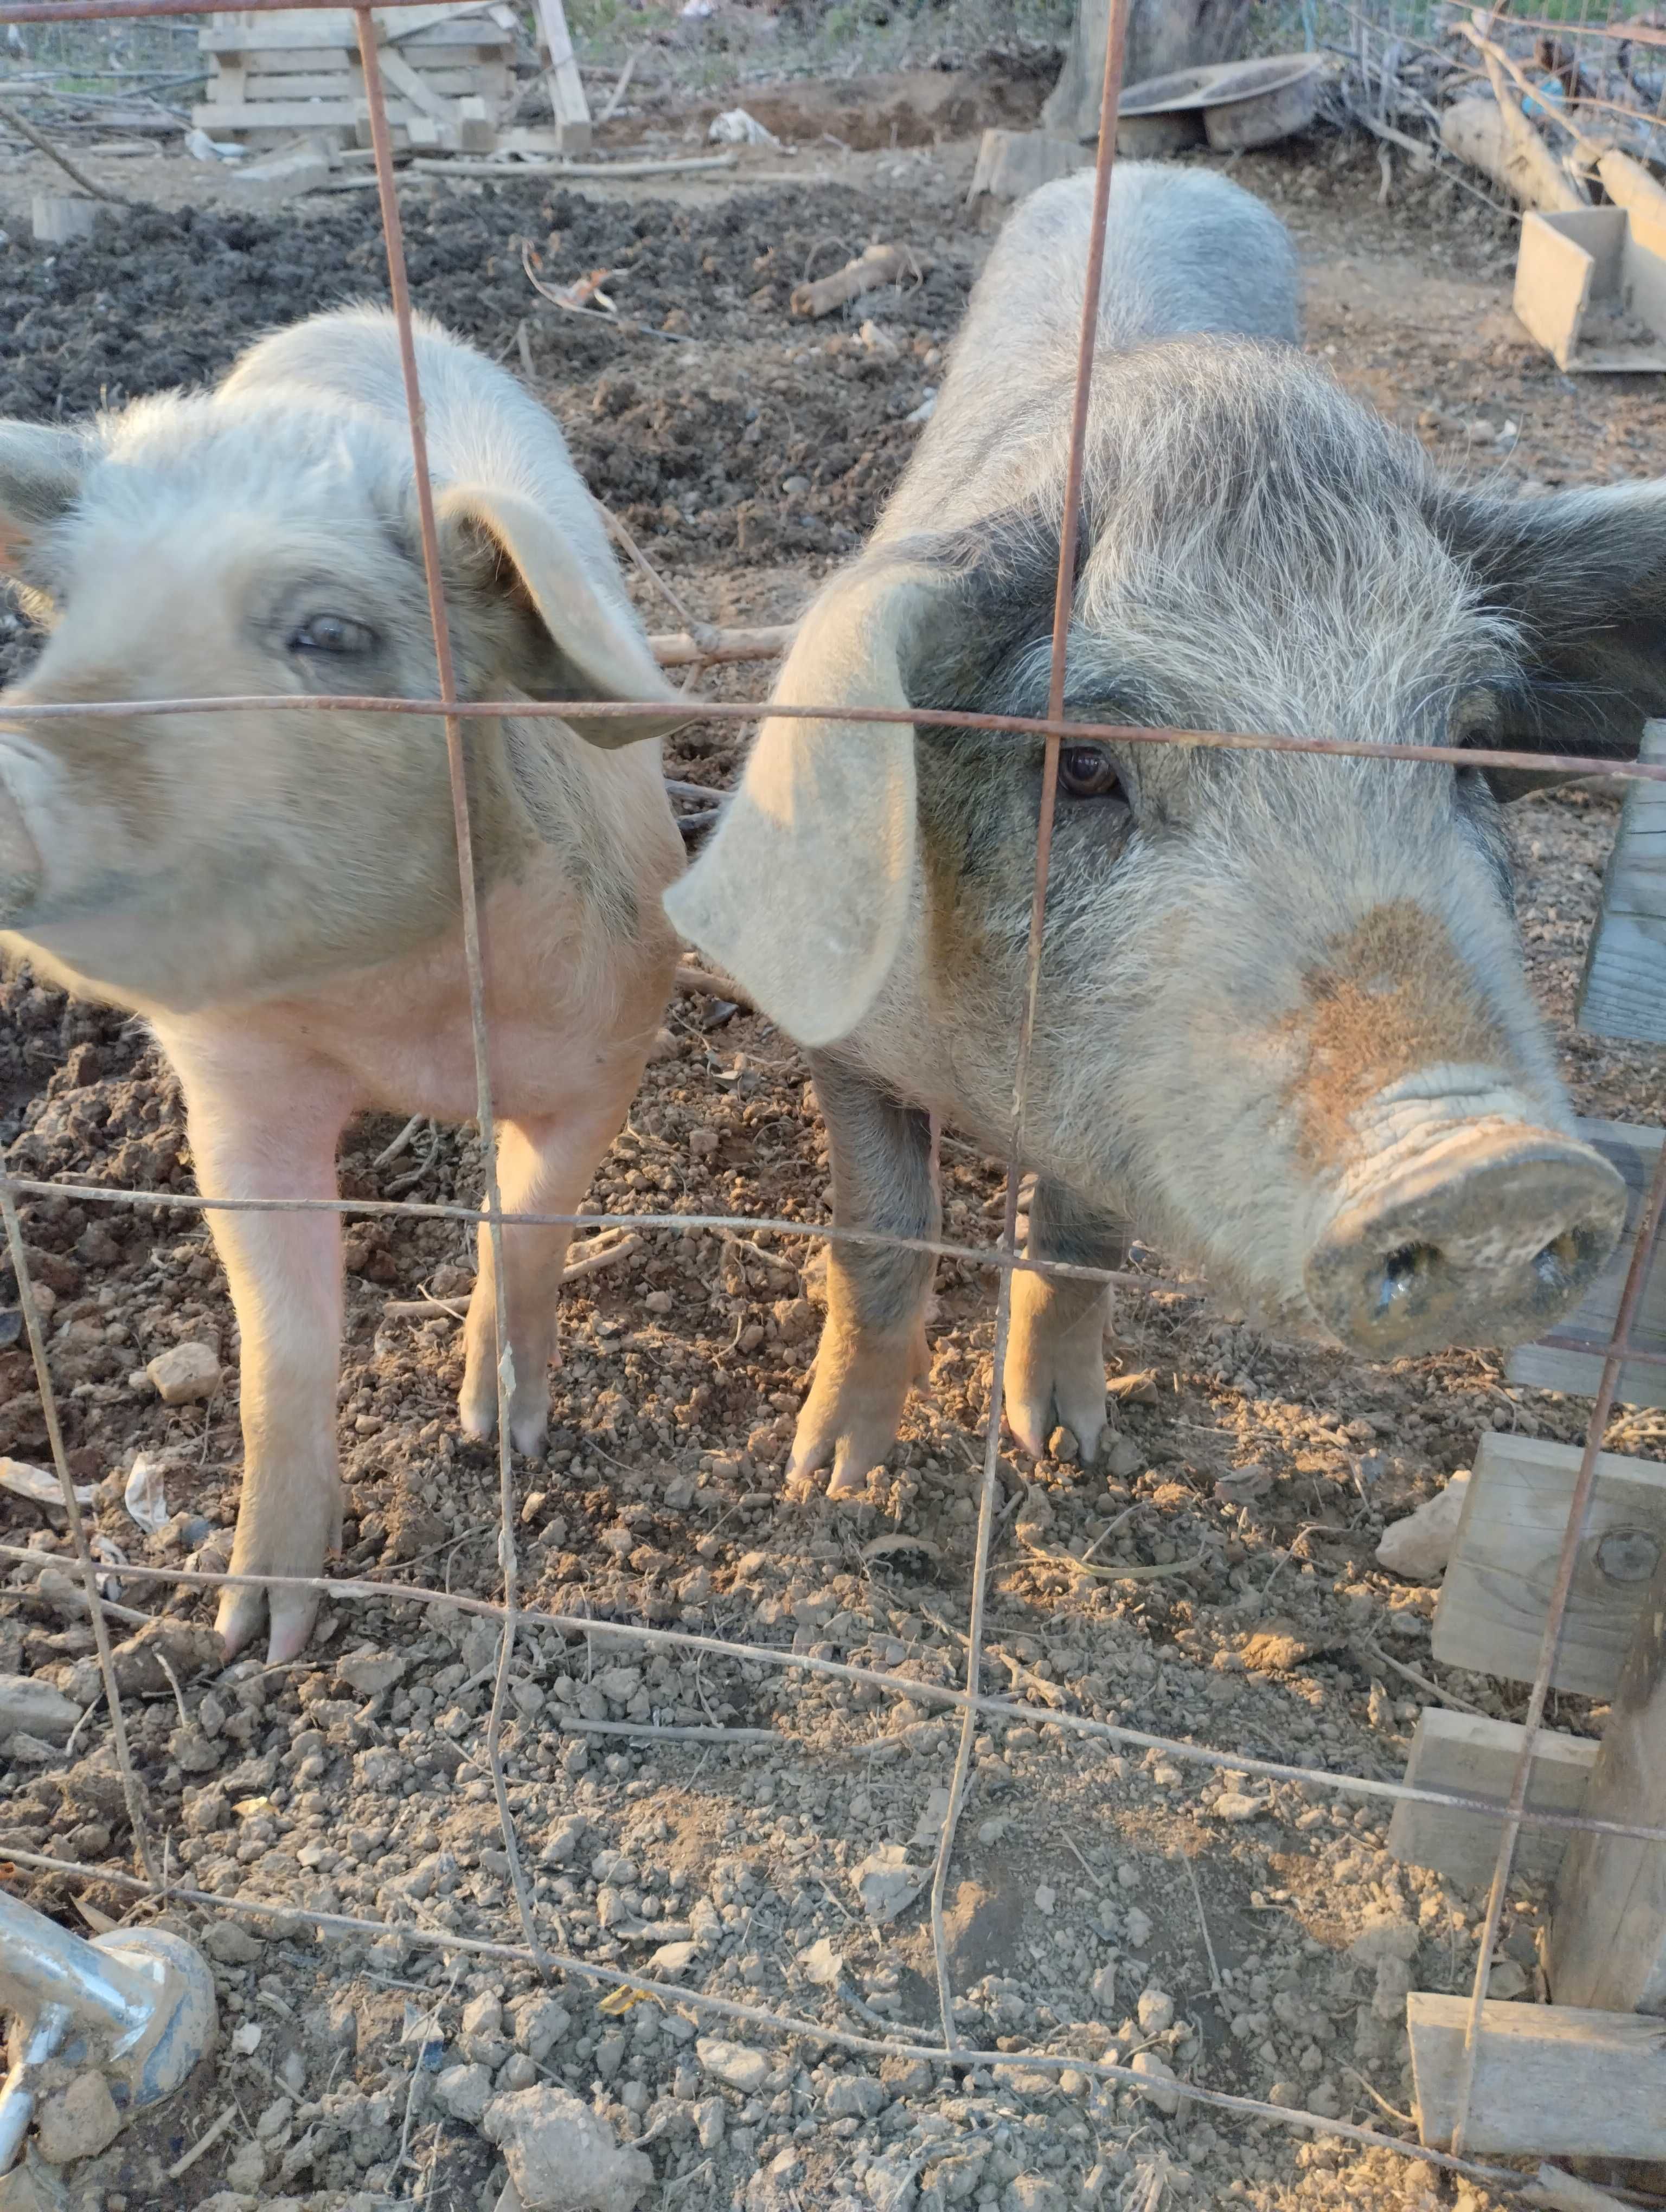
[1300,1111,1626,1358]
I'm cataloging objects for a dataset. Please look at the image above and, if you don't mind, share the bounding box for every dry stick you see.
[1449,1133,1666,2159]
[4,1544,1663,1849]
[0,1182,158,1886]
[927,0,1132,2059]
[597,46,638,122]
[355,10,544,1986]
[0,95,130,202]
[165,2102,241,2181]
[414,152,736,180]
[649,621,796,668]
[589,496,722,656]
[1362,1637,1490,1720]
[675,962,753,1011]
[383,1231,640,1317]
[0,1840,1566,2202]
[556,1716,778,1744]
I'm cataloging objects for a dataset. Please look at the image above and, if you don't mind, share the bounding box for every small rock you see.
[1129,2049,1181,2117]
[539,1815,586,1867]
[1487,1957,1530,2002]
[1004,2181,1066,2212]
[1136,1988,1174,2034]
[1268,2079,1304,2108]
[696,2038,772,2094]
[824,2075,886,2119]
[1376,1472,1470,1583]
[798,1935,844,1987]
[1123,1906,1152,1950]
[1089,1962,1118,2016]
[35,2072,121,2164]
[1348,1914,1419,1967]
[851,1844,925,1926]
[336,1649,409,1697]
[203,1920,264,1965]
[434,2062,494,2124]
[1213,1793,1266,1823]
[0,1675,81,1744]
[1240,1617,1322,1673]
[0,2159,68,2211]
[1105,1436,1143,1481]
[1373,1954,1415,2022]
[649,1940,697,1979]
[510,1996,571,2063]
[223,2143,267,2195]
[694,2097,725,2150]
[483,2085,653,2212]
[145,1342,222,1405]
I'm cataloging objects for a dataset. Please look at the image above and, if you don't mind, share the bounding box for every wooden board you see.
[1578,722,1666,1045]
[1409,1994,1666,2155]
[1431,1431,1666,1697]
[1506,1118,1666,1412]
[530,0,592,152]
[1386,1708,1599,1890]
[1548,1546,1666,2013]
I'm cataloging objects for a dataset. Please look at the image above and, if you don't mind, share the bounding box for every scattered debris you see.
[790,241,929,319]
[1377,1469,1471,1580]
[709,107,779,148]
[483,2085,655,2211]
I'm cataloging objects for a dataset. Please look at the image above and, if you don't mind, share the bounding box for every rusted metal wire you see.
[3,689,1664,788]
[1449,1131,1666,2157]
[354,7,544,1982]
[927,0,1134,2058]
[10,1544,1666,1850]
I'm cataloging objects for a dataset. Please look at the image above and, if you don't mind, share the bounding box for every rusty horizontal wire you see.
[3,687,1665,786]
[13,1171,1666,1368]
[0,0,459,17]
[0,1841,1560,2199]
[7,1544,1666,1853]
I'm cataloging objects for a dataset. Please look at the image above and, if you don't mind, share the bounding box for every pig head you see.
[668,165,1650,1491]
[0,306,686,1656]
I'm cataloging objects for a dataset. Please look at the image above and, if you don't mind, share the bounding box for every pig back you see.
[877,163,1300,546]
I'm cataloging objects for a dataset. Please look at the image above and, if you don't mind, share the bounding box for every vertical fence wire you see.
[353,6,544,1977]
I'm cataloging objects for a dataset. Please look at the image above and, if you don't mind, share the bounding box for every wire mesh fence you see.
[0,0,1664,2197]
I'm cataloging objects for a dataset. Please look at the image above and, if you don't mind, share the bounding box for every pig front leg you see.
[162,1034,355,1664]
[1003,1178,1125,1464]
[457,1098,637,1456]
[789,1054,937,1496]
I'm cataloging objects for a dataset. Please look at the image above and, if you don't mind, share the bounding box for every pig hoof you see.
[217,1581,319,1666]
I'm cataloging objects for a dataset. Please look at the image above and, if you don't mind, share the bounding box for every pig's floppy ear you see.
[664,567,933,1050]
[438,484,688,748]
[1433,481,1666,799]
[0,423,92,578]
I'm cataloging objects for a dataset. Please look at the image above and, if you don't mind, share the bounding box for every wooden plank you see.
[203,9,512,52]
[1506,1118,1666,1411]
[218,70,357,99]
[1579,721,1666,1045]
[1386,1708,1599,1889]
[375,43,460,123]
[193,99,382,130]
[1408,1994,1666,2155]
[530,0,592,152]
[1548,1548,1666,2012]
[1431,1431,1666,1696]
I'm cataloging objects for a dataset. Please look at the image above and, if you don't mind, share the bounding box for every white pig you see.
[0,306,685,1661]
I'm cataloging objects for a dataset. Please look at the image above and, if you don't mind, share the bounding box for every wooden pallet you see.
[192,3,585,156]
[1386,1420,1666,2155]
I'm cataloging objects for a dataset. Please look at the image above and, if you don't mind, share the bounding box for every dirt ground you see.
[2,99,1664,2212]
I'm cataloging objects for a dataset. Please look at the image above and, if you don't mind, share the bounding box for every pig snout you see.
[0,761,42,925]
[1303,1118,1626,1356]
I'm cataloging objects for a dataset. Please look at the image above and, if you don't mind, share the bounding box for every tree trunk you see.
[1042,0,1254,142]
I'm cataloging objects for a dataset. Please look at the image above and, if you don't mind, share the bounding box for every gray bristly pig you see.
[667,163,1652,1494]
[0,306,686,1660]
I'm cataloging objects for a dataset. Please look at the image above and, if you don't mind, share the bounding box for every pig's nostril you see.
[1379,1243,1439,1304]
[1532,1227,1584,1297]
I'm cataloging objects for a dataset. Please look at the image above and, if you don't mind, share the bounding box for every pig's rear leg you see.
[164,1037,353,1664]
[1003,1179,1125,1464]
[789,1056,935,1497]
[458,1107,627,1456]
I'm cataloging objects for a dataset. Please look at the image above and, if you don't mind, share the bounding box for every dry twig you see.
[0,97,131,203]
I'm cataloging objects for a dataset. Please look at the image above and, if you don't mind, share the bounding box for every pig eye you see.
[289,614,376,658]
[1057,745,1125,801]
